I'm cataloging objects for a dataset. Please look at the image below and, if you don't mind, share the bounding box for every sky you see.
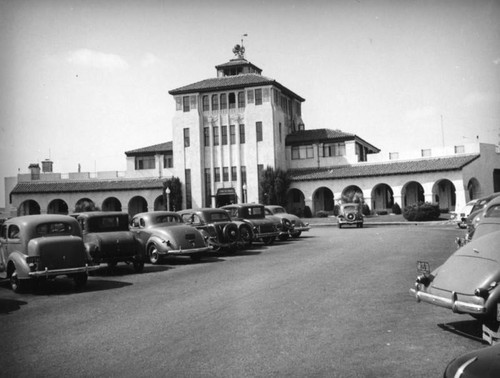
[1,0,499,207]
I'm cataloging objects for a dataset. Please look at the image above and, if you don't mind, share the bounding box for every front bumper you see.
[29,263,99,278]
[292,225,310,232]
[254,231,280,240]
[159,246,211,256]
[409,286,487,315]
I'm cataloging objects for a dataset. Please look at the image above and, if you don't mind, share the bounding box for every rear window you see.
[243,207,264,219]
[208,212,231,222]
[485,205,500,218]
[87,216,129,232]
[36,222,74,236]
[153,215,182,224]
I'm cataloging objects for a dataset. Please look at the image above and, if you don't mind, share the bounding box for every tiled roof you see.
[289,154,480,181]
[11,178,165,194]
[286,128,380,153]
[215,58,262,71]
[125,141,172,156]
[169,73,305,101]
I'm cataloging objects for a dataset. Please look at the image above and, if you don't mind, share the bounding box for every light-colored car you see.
[74,212,144,272]
[337,203,364,228]
[456,196,500,246]
[221,204,279,245]
[465,192,500,234]
[264,205,310,238]
[0,214,98,292]
[178,208,241,252]
[410,230,500,344]
[129,211,211,264]
[449,199,477,229]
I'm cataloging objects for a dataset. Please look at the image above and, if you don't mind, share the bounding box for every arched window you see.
[211,94,219,111]
[228,93,236,109]
[202,95,209,111]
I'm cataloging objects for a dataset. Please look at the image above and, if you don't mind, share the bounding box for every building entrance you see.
[216,188,237,207]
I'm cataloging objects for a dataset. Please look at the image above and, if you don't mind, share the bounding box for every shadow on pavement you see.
[0,298,28,314]
[438,320,486,344]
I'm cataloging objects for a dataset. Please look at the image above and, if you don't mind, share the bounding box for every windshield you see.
[153,214,182,224]
[87,216,129,232]
[272,207,286,214]
[243,206,265,219]
[36,222,74,236]
[343,205,358,212]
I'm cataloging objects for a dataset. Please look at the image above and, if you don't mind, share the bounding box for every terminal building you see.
[4,46,500,218]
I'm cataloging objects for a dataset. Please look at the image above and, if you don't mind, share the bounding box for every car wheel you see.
[278,234,289,241]
[133,261,144,273]
[239,226,253,247]
[291,231,302,238]
[10,269,27,293]
[148,244,161,264]
[338,223,342,229]
[262,236,275,245]
[73,273,88,290]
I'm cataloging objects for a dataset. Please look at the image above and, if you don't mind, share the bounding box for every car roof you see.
[4,214,78,225]
[74,211,128,218]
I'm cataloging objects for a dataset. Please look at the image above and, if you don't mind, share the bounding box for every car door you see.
[130,216,150,249]
[0,224,8,278]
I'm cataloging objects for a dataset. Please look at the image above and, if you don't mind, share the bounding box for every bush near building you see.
[403,202,440,221]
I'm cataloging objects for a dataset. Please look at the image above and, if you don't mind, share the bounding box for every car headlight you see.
[416,275,431,286]
[474,288,489,299]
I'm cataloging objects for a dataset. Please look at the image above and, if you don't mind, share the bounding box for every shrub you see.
[376,210,388,216]
[392,203,402,215]
[316,210,328,218]
[303,206,312,218]
[362,203,371,216]
[403,202,440,221]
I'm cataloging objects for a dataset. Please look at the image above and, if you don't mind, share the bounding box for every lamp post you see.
[242,183,247,203]
[165,187,171,211]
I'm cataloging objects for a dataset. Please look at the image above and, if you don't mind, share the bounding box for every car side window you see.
[130,218,140,228]
[139,218,145,228]
[8,225,20,240]
[191,214,202,226]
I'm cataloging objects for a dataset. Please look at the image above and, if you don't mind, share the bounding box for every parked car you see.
[263,210,291,241]
[410,230,500,332]
[74,212,144,272]
[444,343,500,378]
[0,214,98,292]
[449,199,477,229]
[178,208,241,252]
[264,205,310,238]
[129,211,211,264]
[221,204,279,245]
[457,196,500,246]
[337,203,364,228]
[466,192,500,233]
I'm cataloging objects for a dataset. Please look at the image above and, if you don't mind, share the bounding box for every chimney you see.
[42,159,53,173]
[28,163,41,180]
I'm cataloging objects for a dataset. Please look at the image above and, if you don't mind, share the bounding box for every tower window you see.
[220,94,227,110]
[202,95,209,111]
[238,91,245,108]
[183,96,190,112]
[255,89,262,105]
[229,93,236,109]
[212,94,219,111]
[256,122,263,142]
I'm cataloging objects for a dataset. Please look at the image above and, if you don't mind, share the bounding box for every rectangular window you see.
[190,95,197,110]
[185,169,192,209]
[291,146,300,160]
[241,166,247,184]
[175,97,182,111]
[213,126,219,146]
[274,89,280,106]
[230,125,236,144]
[231,166,237,181]
[212,94,219,111]
[204,127,210,147]
[183,128,190,147]
[306,145,314,158]
[163,155,173,168]
[455,145,465,154]
[183,96,190,112]
[205,168,212,206]
[220,93,227,110]
[229,93,236,109]
[323,142,346,157]
[421,149,431,157]
[279,123,282,143]
[221,126,228,145]
[263,88,270,102]
[202,95,209,111]
[239,124,245,144]
[256,121,263,142]
[135,156,155,170]
[255,89,262,105]
[238,91,245,108]
[223,167,229,182]
[389,152,399,160]
[214,167,221,182]
[247,90,254,104]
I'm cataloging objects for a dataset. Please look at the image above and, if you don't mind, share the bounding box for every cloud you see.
[140,53,160,67]
[66,49,129,71]
[404,106,437,122]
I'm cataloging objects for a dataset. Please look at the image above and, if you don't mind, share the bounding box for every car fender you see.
[7,251,30,279]
[484,287,500,316]
[146,235,170,252]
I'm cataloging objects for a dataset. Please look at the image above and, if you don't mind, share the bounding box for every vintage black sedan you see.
[0,214,98,292]
[178,208,241,252]
[410,230,500,343]
[129,211,211,264]
[74,212,144,272]
[444,343,500,378]
[221,204,279,245]
[264,205,310,238]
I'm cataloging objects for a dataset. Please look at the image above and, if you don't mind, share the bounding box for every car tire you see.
[239,225,253,247]
[73,273,88,290]
[291,231,302,238]
[133,261,144,273]
[278,234,289,241]
[148,244,161,264]
[262,236,275,245]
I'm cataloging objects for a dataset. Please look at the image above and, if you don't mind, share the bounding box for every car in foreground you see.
[221,204,279,245]
[449,199,477,229]
[410,230,500,343]
[264,205,310,238]
[337,203,364,228]
[178,208,241,252]
[444,343,500,378]
[74,212,144,272]
[0,214,98,292]
[129,211,211,264]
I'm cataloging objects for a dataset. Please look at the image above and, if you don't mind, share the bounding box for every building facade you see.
[4,48,500,218]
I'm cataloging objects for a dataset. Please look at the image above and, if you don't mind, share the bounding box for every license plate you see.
[416,261,430,275]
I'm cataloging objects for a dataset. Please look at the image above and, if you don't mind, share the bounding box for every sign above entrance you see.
[217,188,236,195]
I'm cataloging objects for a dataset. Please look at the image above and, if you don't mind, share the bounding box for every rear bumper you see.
[409,287,487,315]
[254,231,279,240]
[292,225,310,232]
[29,264,99,278]
[159,246,211,256]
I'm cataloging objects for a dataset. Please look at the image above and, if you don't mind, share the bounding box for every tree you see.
[163,176,183,211]
[259,166,291,207]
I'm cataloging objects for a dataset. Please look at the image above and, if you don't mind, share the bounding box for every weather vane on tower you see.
[233,33,248,59]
